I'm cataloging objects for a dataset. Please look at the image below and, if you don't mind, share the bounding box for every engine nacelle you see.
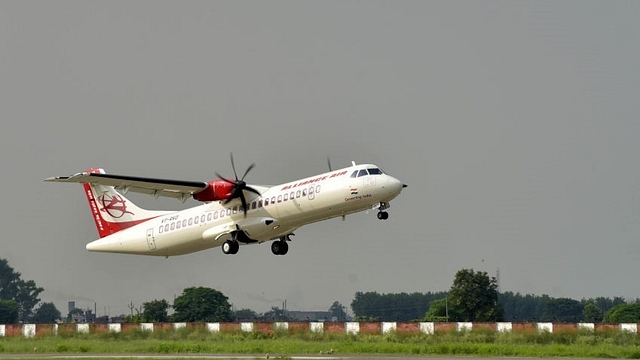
[192,180,234,202]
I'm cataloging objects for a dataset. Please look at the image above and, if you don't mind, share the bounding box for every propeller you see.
[215,153,261,217]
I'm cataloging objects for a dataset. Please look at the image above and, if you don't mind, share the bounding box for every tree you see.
[234,308,258,321]
[606,303,640,323]
[33,302,61,323]
[0,259,22,298]
[142,299,170,322]
[583,302,604,323]
[542,298,583,322]
[0,259,44,322]
[172,287,234,322]
[14,280,44,322]
[0,299,19,323]
[448,268,503,322]
[423,298,464,322]
[66,307,84,323]
[351,291,448,321]
[329,301,347,321]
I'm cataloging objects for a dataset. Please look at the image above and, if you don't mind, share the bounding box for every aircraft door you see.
[146,228,157,251]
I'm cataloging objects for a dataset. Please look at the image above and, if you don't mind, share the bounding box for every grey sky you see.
[2,1,639,317]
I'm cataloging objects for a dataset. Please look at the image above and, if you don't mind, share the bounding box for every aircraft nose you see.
[384,176,406,196]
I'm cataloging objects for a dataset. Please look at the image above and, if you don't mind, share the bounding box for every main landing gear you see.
[222,227,254,255]
[377,201,390,220]
[271,234,293,255]
[222,239,239,255]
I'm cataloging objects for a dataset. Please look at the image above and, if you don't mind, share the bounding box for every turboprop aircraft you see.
[45,156,407,257]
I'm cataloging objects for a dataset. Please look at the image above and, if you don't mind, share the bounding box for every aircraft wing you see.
[44,172,208,202]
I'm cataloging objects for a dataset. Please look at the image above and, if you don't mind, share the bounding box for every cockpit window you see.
[350,171,358,178]
[357,169,368,177]
[367,168,383,175]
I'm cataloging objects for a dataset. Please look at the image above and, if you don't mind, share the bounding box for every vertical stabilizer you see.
[81,168,171,238]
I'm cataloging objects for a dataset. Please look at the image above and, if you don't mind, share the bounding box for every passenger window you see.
[213,211,218,219]
[201,215,206,222]
[226,208,231,216]
[316,185,321,193]
[258,200,263,208]
[232,206,237,214]
[159,226,163,234]
[302,189,307,196]
[164,224,169,232]
[170,222,175,230]
[189,218,194,226]
[182,220,187,227]
[176,221,181,229]
[251,201,257,209]
[284,193,288,201]
[277,195,282,203]
[358,169,368,177]
[309,186,314,195]
[290,191,294,199]
[296,190,301,198]
[264,198,269,206]
[194,216,199,224]
[207,213,212,221]
[220,210,225,218]
[271,196,276,204]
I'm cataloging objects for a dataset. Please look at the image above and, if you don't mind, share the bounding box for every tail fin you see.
[82,168,171,238]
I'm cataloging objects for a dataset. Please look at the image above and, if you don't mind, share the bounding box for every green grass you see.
[1,327,640,358]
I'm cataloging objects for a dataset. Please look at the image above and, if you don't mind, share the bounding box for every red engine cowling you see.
[192,180,234,202]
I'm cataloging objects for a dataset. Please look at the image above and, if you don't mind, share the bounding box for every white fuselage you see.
[85,164,404,256]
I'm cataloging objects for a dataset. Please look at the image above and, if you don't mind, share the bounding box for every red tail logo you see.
[98,194,134,218]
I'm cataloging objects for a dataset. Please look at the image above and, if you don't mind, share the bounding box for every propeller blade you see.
[239,193,248,217]
[240,163,255,181]
[245,186,261,196]
[230,153,239,180]
[224,187,240,204]
[215,172,235,184]
[216,154,260,216]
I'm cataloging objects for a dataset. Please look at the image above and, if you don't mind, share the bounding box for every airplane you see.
[45,156,407,257]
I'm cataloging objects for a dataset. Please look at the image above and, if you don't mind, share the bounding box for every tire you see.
[222,240,233,254]
[271,241,281,255]
[279,241,289,255]
[230,240,239,254]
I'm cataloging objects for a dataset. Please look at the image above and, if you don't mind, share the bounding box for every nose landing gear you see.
[377,202,390,220]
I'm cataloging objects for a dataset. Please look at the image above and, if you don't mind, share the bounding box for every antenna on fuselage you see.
[327,157,332,171]
[351,161,356,166]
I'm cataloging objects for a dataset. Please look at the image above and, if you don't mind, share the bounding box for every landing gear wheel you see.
[271,241,289,255]
[279,241,288,255]
[377,211,389,220]
[222,240,239,255]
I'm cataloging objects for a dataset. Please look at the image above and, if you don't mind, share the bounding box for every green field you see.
[1,327,640,359]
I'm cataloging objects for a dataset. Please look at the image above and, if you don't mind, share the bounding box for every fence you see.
[1,321,638,337]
